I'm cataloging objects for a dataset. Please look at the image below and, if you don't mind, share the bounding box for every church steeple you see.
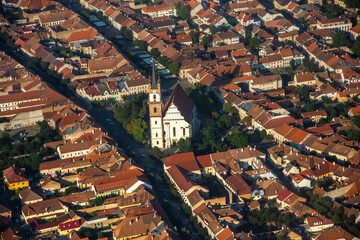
[148,59,163,149]
[150,61,158,89]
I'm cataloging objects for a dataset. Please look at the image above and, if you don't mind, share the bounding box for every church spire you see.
[150,60,157,89]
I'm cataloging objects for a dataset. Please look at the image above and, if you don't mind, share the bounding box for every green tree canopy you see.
[345,0,360,9]
[176,2,190,20]
[209,24,216,35]
[201,36,210,49]
[352,36,360,57]
[332,32,349,47]
[168,62,180,75]
[246,37,260,49]
[177,138,192,153]
[189,30,199,45]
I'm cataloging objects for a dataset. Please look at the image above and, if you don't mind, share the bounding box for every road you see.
[1,4,199,239]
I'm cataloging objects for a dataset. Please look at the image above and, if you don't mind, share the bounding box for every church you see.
[148,64,197,149]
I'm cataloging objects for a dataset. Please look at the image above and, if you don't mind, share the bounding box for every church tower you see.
[148,62,164,149]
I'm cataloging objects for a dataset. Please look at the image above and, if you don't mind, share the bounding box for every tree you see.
[223,102,238,116]
[260,129,267,139]
[176,2,190,20]
[345,0,360,9]
[332,32,349,47]
[150,48,161,59]
[131,118,147,142]
[246,37,260,50]
[168,62,180,75]
[149,147,164,160]
[201,36,210,49]
[229,131,249,148]
[189,30,198,45]
[290,59,295,70]
[219,114,231,129]
[177,138,192,153]
[209,24,216,35]
[352,36,360,57]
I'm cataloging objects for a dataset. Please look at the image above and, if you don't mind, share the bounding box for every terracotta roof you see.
[162,152,200,172]
[3,166,28,184]
[225,173,251,196]
[315,227,355,240]
[19,188,43,203]
[67,29,98,43]
[167,165,194,192]
[22,198,65,217]
[196,154,213,169]
[216,227,235,240]
[301,109,327,119]
[350,24,360,34]
[280,48,293,57]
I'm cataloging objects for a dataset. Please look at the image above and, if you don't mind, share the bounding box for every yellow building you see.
[334,0,346,8]
[3,166,29,190]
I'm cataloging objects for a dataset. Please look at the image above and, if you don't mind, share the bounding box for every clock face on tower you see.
[153,90,156,93]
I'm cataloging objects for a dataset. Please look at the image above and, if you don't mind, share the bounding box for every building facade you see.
[149,64,197,149]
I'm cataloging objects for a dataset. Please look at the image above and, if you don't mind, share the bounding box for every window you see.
[156,133,158,137]
[183,128,186,136]
[154,107,157,113]
[156,141,159,145]
[173,127,176,137]
[155,121,157,125]
[153,94,156,101]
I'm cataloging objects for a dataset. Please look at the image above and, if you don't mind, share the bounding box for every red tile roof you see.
[225,173,251,197]
[67,29,98,43]
[277,189,292,202]
[58,218,84,231]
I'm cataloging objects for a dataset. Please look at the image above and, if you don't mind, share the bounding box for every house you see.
[350,25,360,40]
[225,173,251,199]
[0,204,11,226]
[293,72,317,86]
[112,213,166,240]
[314,226,356,240]
[317,18,352,32]
[22,198,68,221]
[280,48,294,67]
[301,110,327,123]
[248,200,260,211]
[348,105,360,117]
[273,0,291,9]
[57,141,92,159]
[162,152,202,181]
[278,30,299,42]
[19,188,43,205]
[276,189,306,209]
[304,215,334,232]
[141,4,176,18]
[0,228,20,240]
[291,173,311,190]
[3,166,29,190]
[40,177,61,193]
[212,30,240,47]
[249,75,282,93]
[258,54,283,70]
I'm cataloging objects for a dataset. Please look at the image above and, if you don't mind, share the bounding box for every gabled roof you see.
[19,188,43,202]
[163,84,194,122]
[162,152,200,172]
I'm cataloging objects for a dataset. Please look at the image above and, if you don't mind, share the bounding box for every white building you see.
[149,64,197,149]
